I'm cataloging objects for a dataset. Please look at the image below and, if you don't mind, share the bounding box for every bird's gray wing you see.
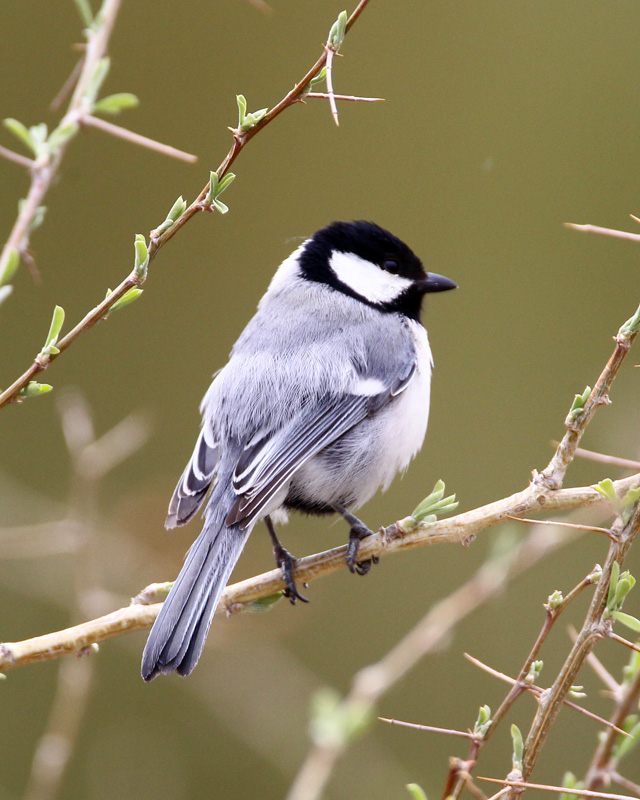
[166,423,220,528]
[225,358,416,529]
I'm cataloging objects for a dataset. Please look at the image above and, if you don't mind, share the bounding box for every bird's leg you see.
[332,503,380,575]
[264,515,309,604]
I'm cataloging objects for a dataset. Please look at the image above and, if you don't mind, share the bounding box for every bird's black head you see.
[298,220,456,320]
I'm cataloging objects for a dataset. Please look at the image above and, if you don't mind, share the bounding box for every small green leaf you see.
[569,685,587,699]
[560,772,584,800]
[134,234,149,279]
[411,480,458,524]
[568,385,591,420]
[619,302,640,339]
[0,285,13,307]
[511,724,523,770]
[525,660,543,684]
[236,94,268,132]
[304,67,328,94]
[612,611,640,633]
[309,689,371,748]
[247,591,284,612]
[3,118,37,155]
[0,248,20,285]
[93,93,140,115]
[406,784,428,800]
[74,0,94,27]
[28,123,48,153]
[328,10,348,48]
[19,381,53,398]
[612,572,636,610]
[594,478,619,512]
[40,305,65,356]
[47,121,79,152]
[109,287,143,312]
[206,171,235,214]
[85,57,110,105]
[154,196,187,235]
[607,561,621,610]
[613,716,640,761]
[546,589,563,610]
[473,705,492,738]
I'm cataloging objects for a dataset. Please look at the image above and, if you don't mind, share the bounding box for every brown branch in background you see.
[574,446,640,472]
[565,222,640,244]
[284,523,581,800]
[2,472,639,674]
[538,328,637,491]
[22,390,150,800]
[0,144,34,170]
[480,777,637,800]
[0,0,124,283]
[81,115,197,162]
[0,0,375,408]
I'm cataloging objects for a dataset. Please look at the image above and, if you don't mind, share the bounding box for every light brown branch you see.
[378,718,474,739]
[480,777,637,800]
[0,0,123,285]
[82,115,197,162]
[0,0,373,408]
[2,472,639,673]
[574,446,640,472]
[0,144,34,170]
[565,222,640,244]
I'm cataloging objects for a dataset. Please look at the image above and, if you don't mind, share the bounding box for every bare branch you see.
[82,115,197,162]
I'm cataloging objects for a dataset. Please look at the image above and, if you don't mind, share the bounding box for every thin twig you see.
[480,777,638,800]
[505,515,612,537]
[378,718,474,738]
[324,47,340,126]
[568,625,621,696]
[538,326,637,491]
[463,654,630,737]
[304,92,383,102]
[0,144,35,170]
[611,773,640,797]
[82,115,197,162]
[565,222,640,244]
[608,632,640,654]
[573,446,640,472]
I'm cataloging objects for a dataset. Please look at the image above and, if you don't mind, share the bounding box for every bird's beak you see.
[417,272,458,293]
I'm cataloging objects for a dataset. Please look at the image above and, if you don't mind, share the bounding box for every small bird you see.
[141,220,456,680]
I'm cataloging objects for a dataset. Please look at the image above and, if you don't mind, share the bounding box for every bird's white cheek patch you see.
[330,251,412,304]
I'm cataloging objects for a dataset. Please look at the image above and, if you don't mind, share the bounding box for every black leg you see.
[332,503,380,575]
[264,516,309,604]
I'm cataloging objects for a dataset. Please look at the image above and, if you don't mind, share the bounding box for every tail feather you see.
[142,484,252,681]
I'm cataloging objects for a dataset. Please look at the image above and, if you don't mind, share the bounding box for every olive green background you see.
[2,1,640,798]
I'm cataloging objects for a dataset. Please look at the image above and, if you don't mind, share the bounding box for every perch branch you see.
[1,472,639,673]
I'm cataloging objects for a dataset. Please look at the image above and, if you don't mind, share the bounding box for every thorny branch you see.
[0,0,374,409]
[1,472,639,674]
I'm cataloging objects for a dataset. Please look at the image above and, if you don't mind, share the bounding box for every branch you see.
[0,0,124,283]
[0,0,374,408]
[2,471,639,673]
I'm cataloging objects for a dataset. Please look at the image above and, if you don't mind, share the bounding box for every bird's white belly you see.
[287,320,433,511]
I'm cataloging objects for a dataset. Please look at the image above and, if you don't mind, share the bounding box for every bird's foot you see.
[345,522,380,576]
[273,541,309,604]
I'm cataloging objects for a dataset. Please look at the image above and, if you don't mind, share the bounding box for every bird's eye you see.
[383,259,400,274]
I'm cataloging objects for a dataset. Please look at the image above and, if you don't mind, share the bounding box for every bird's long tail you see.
[141,482,251,681]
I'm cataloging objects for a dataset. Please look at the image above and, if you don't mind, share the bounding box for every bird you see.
[141,220,457,680]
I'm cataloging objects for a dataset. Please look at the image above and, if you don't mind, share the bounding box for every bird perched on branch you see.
[142,220,456,680]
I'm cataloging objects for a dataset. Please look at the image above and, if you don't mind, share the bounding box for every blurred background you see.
[1,1,640,798]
